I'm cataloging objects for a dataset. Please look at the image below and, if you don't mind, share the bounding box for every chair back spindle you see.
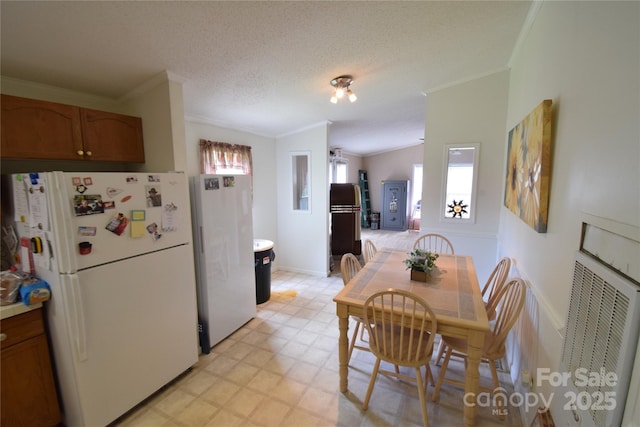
[413,233,455,255]
[482,257,511,320]
[340,253,362,286]
[363,239,378,264]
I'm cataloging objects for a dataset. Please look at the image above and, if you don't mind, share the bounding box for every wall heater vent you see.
[560,251,640,427]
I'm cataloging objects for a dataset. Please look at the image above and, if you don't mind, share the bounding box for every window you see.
[441,143,479,223]
[199,139,252,175]
[330,158,348,184]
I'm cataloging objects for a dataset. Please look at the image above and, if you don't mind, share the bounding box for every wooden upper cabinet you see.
[1,94,145,163]
[1,94,84,160]
[80,108,145,163]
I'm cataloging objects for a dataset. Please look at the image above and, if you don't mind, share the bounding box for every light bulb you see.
[330,94,338,104]
[348,90,357,102]
[336,87,345,98]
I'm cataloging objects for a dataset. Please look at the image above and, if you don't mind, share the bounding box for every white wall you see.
[422,71,510,283]
[184,121,278,254]
[364,143,423,216]
[276,124,329,276]
[499,2,639,425]
[126,77,183,173]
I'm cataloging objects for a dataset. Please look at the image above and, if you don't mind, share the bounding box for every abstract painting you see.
[504,99,553,233]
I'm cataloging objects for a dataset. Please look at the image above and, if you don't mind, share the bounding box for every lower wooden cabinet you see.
[1,308,61,427]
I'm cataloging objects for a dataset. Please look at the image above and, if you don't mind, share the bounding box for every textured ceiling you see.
[1,1,531,156]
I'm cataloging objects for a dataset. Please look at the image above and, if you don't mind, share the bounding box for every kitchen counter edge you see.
[1,302,43,320]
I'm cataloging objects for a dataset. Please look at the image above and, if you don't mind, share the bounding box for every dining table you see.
[333,248,490,427]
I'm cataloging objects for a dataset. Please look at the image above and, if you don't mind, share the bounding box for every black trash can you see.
[254,240,275,304]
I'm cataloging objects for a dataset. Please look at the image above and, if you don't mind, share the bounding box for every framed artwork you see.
[504,99,553,233]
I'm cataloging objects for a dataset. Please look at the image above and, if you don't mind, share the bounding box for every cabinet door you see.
[1,94,84,160]
[80,108,145,162]
[381,181,408,231]
[1,310,61,427]
[1,336,61,427]
[331,213,361,255]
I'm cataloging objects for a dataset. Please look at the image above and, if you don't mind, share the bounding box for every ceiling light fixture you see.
[330,75,357,104]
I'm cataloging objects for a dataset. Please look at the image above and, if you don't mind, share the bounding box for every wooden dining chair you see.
[340,253,362,286]
[432,278,526,418]
[434,257,511,365]
[340,253,369,361]
[363,239,378,264]
[362,289,438,427]
[481,257,512,321]
[413,233,455,255]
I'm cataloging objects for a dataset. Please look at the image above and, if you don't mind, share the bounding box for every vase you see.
[410,269,429,282]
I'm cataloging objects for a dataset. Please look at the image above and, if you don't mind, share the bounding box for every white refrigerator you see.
[190,174,256,352]
[7,171,199,427]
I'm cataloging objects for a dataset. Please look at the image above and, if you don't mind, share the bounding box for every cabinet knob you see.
[0,333,6,341]
[77,150,84,156]
[85,151,92,157]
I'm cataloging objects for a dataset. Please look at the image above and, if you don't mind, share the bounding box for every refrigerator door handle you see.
[199,226,204,254]
[49,172,78,273]
[63,275,88,362]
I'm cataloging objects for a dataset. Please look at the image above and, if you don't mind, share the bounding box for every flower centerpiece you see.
[403,249,439,282]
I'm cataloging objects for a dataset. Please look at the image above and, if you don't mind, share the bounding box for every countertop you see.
[1,301,43,320]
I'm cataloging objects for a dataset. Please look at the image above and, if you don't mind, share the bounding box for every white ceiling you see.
[1,1,531,156]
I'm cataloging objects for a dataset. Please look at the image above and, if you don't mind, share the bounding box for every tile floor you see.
[116,230,523,427]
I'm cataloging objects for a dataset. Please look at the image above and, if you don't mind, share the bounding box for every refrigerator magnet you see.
[105,213,129,236]
[161,203,178,232]
[78,226,97,237]
[145,186,162,207]
[73,195,104,216]
[28,173,39,185]
[131,210,145,221]
[30,236,43,253]
[78,241,92,255]
[106,187,123,198]
[223,176,235,187]
[146,222,162,241]
[130,210,146,238]
[204,178,219,190]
